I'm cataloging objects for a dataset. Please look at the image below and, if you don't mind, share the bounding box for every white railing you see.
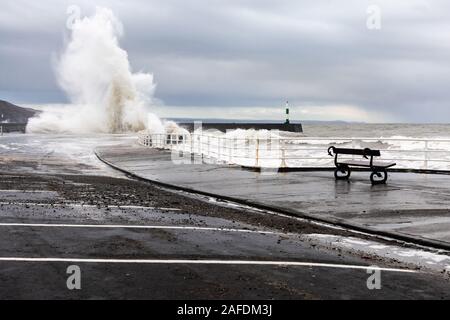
[138,131,450,171]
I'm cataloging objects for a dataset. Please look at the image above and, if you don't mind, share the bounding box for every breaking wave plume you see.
[27,7,162,134]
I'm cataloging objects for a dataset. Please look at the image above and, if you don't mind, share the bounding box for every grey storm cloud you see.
[1,0,450,122]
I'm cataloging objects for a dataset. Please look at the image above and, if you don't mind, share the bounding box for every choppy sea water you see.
[302,123,450,138]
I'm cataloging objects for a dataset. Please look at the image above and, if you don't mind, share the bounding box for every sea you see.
[302,123,450,139]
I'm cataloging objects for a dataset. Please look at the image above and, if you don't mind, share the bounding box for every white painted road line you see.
[0,190,53,193]
[0,222,283,235]
[0,257,417,273]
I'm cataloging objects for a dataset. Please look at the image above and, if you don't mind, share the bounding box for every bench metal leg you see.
[334,165,351,180]
[370,169,388,185]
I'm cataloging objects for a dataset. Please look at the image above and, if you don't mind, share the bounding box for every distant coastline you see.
[0,100,39,123]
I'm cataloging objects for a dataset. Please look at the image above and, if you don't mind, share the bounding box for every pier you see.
[177,122,303,133]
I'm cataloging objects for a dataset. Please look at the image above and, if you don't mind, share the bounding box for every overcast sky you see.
[1,0,450,122]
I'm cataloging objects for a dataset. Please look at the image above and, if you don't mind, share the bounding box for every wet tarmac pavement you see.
[1,134,450,299]
[95,144,450,250]
[0,133,134,176]
[1,192,450,300]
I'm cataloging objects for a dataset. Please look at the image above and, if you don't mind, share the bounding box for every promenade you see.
[96,144,450,250]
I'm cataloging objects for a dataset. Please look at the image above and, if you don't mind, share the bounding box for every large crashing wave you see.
[27,7,162,134]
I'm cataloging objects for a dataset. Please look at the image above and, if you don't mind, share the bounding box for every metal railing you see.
[138,131,450,171]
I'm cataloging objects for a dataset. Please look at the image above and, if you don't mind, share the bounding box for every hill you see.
[0,100,39,123]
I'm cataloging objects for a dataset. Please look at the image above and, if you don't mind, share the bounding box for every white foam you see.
[303,233,450,274]
[27,7,161,134]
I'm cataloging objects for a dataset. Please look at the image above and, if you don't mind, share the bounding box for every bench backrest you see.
[329,147,381,157]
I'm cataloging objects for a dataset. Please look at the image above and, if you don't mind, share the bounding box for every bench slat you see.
[339,160,396,168]
[332,148,381,157]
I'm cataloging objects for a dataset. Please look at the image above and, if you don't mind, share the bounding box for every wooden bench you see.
[327,146,396,185]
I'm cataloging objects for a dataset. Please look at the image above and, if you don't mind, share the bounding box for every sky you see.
[1,0,450,123]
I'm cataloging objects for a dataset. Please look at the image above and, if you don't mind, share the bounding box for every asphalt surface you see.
[95,144,450,250]
[1,134,450,299]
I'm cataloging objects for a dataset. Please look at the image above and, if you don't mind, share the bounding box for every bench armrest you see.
[327,146,336,157]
